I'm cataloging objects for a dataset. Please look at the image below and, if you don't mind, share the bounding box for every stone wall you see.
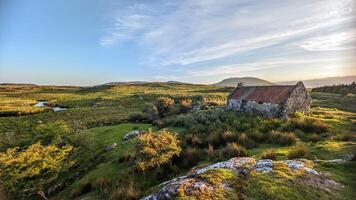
[227,99,281,118]
[282,82,311,118]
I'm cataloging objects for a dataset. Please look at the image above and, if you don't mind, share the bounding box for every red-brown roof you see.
[229,85,296,104]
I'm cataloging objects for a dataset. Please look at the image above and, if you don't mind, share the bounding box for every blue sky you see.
[0,0,355,86]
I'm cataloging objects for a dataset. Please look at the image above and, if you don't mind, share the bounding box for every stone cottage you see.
[227,82,311,118]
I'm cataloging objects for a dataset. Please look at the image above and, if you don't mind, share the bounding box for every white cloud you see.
[100,0,356,65]
[186,57,349,77]
[299,29,356,51]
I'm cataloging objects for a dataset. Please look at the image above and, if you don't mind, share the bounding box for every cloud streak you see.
[98,0,356,83]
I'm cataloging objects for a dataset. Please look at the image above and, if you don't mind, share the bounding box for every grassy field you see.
[0,83,355,200]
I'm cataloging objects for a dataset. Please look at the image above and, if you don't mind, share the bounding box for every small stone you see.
[105,143,117,152]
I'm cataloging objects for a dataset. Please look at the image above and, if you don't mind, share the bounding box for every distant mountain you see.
[214,77,275,87]
[278,75,356,88]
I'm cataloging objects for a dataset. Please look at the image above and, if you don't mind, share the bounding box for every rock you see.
[141,157,340,200]
[253,159,273,173]
[47,183,62,195]
[284,160,319,175]
[105,143,117,152]
[123,130,146,141]
[142,157,255,200]
[328,154,354,163]
[195,157,255,175]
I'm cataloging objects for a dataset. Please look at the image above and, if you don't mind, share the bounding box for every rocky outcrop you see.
[141,157,342,200]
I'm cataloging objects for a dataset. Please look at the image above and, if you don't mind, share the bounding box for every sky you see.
[0,0,355,86]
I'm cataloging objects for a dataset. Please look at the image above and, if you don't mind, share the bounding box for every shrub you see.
[143,103,159,121]
[261,149,277,160]
[186,134,202,146]
[0,143,73,199]
[179,99,192,113]
[288,145,308,159]
[269,131,296,146]
[155,97,175,117]
[224,143,247,158]
[135,129,181,171]
[128,111,147,122]
[33,121,70,145]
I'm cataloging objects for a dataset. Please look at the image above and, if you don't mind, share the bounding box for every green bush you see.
[135,129,181,171]
[128,111,147,122]
[261,149,277,160]
[288,145,308,159]
[143,103,159,121]
[0,143,73,199]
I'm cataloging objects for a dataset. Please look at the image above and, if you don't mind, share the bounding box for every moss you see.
[175,168,246,200]
[247,161,340,200]
[197,168,236,185]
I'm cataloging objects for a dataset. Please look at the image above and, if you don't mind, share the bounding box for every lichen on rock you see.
[142,157,341,200]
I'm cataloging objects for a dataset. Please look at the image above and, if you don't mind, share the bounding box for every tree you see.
[0,143,73,199]
[155,97,175,117]
[135,129,181,171]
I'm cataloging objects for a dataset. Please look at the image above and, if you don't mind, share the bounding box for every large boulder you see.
[141,157,342,200]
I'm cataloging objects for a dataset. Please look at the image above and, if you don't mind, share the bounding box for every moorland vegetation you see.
[0,83,355,200]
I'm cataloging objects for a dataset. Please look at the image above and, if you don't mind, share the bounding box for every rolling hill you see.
[214,77,275,87]
[278,75,356,88]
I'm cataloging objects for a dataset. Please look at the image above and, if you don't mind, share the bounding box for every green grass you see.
[1,84,355,200]
[0,83,230,150]
[54,123,152,199]
[312,92,356,112]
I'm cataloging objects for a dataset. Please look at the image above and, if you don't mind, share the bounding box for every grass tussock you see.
[261,149,277,160]
[224,143,247,158]
[288,145,308,159]
[269,131,297,146]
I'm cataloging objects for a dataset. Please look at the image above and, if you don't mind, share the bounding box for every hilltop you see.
[214,77,275,87]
